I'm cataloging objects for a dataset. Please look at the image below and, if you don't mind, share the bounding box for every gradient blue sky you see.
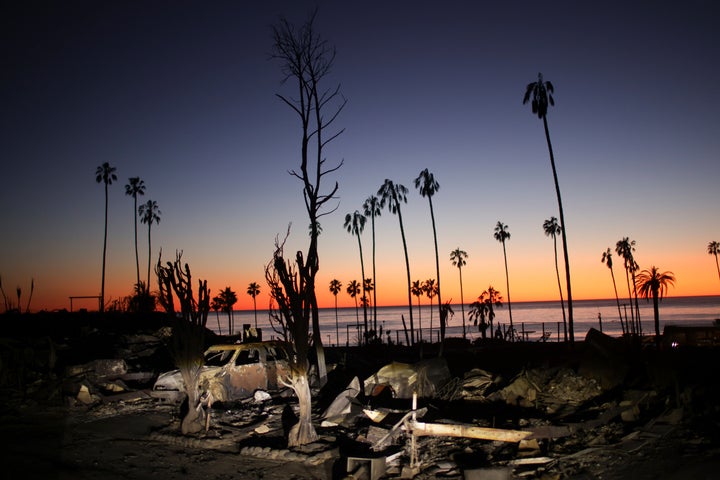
[2,0,719,312]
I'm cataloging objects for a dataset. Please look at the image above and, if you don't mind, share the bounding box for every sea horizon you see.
[212,294,720,346]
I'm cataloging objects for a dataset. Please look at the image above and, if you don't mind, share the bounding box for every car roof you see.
[204,341,291,353]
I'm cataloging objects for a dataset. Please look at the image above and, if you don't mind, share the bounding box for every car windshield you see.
[205,349,233,366]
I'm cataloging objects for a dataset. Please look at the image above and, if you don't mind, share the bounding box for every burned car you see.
[151,341,292,403]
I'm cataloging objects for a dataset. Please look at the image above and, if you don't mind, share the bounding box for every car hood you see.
[153,365,223,391]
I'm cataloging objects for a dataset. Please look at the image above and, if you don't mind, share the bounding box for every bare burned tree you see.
[155,250,210,435]
[268,11,345,446]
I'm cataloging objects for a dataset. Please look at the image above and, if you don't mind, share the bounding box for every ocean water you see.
[210,295,720,346]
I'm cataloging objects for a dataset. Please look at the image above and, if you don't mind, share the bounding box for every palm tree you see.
[218,287,238,335]
[344,211,369,341]
[414,169,445,344]
[411,280,424,341]
[635,266,676,342]
[378,179,414,344]
[523,73,574,344]
[423,278,438,343]
[616,237,640,335]
[543,217,567,341]
[363,195,382,333]
[124,177,146,287]
[139,199,161,288]
[211,295,223,335]
[450,248,468,339]
[247,282,261,329]
[329,279,342,346]
[708,241,720,283]
[494,221,514,333]
[346,280,361,345]
[95,162,117,312]
[601,248,626,335]
[469,286,503,340]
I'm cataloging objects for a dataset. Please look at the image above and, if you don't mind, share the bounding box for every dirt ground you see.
[2,313,720,479]
[3,396,720,480]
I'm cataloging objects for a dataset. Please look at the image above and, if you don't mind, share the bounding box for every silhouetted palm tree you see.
[218,287,238,335]
[378,179,414,344]
[125,177,146,287]
[344,211,368,341]
[211,295,223,334]
[329,279,342,346]
[494,221,514,333]
[450,248,468,339]
[247,282,261,329]
[708,241,720,283]
[601,248,626,335]
[95,162,117,312]
[543,217,567,341]
[139,200,161,288]
[363,195,381,332]
[635,266,676,342]
[411,280,424,340]
[423,279,438,343]
[469,286,503,340]
[346,279,361,344]
[524,73,574,344]
[616,237,640,335]
[415,169,444,343]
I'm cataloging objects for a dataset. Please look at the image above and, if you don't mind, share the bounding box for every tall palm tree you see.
[543,217,567,341]
[95,162,117,312]
[139,199,161,288]
[635,266,676,342]
[708,241,720,283]
[346,279,361,345]
[601,248,626,335]
[523,73,574,344]
[363,195,382,333]
[378,179,414,344]
[329,279,342,346]
[423,278,438,342]
[414,169,444,343]
[218,287,238,335]
[494,221,514,333]
[450,248,468,339]
[246,282,261,329]
[124,177,146,287]
[411,280,424,341]
[344,210,368,341]
[616,237,640,335]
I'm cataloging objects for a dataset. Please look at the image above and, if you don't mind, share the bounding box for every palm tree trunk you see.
[429,197,444,349]
[652,290,660,341]
[371,215,378,333]
[397,208,414,345]
[253,297,258,329]
[133,197,140,287]
[502,242,513,331]
[610,269,625,335]
[334,295,339,346]
[101,183,108,313]
[552,235,567,341]
[715,253,720,282]
[459,267,466,339]
[355,234,368,342]
[543,116,574,345]
[147,223,152,288]
[623,269,636,335]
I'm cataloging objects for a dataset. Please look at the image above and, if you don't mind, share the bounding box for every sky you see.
[2,0,719,313]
